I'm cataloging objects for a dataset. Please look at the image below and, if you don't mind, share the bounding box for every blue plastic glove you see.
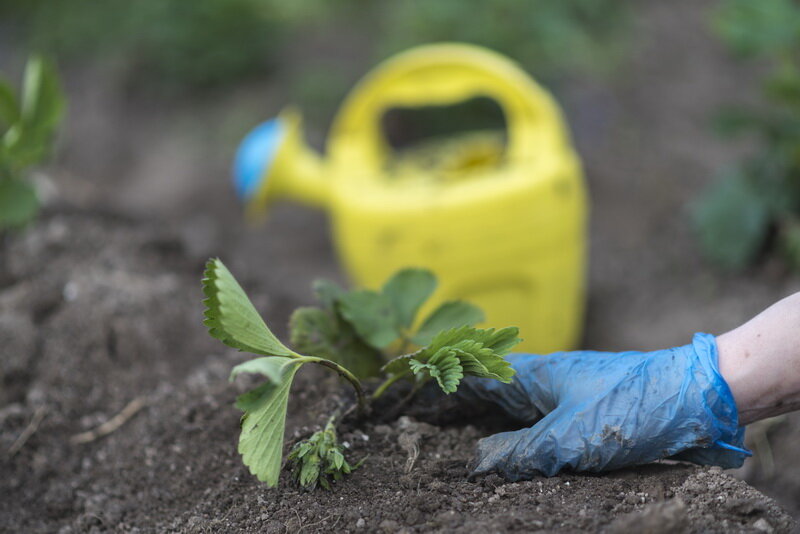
[458,333,750,480]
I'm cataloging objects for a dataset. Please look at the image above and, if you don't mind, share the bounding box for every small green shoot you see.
[287,420,362,490]
[202,258,521,489]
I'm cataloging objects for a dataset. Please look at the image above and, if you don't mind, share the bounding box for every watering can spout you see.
[233,108,327,218]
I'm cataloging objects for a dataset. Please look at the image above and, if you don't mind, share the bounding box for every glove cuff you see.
[675,333,750,468]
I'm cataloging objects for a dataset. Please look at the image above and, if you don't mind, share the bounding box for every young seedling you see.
[286,419,363,490]
[202,258,520,489]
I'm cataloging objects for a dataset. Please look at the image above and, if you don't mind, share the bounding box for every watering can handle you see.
[328,43,571,175]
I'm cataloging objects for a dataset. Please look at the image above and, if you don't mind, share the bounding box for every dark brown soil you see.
[2,1,800,531]
[0,210,797,533]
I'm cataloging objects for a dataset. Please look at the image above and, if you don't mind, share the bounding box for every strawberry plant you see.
[202,258,520,488]
[693,0,800,270]
[0,55,65,230]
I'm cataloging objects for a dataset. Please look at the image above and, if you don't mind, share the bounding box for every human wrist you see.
[716,326,800,425]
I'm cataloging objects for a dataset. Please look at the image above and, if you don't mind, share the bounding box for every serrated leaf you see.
[451,342,514,382]
[381,353,416,376]
[691,173,770,270]
[338,289,399,349]
[0,177,38,229]
[411,301,485,346]
[237,359,304,486]
[287,420,357,490]
[202,258,294,357]
[382,268,437,329]
[230,356,291,383]
[289,306,382,378]
[413,326,519,389]
[287,440,310,461]
[470,326,523,356]
[410,348,464,394]
[425,325,520,355]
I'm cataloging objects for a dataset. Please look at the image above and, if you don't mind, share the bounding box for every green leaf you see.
[382,353,416,376]
[714,0,800,57]
[202,258,294,357]
[411,301,485,346]
[409,349,464,394]
[338,289,399,349]
[234,381,274,412]
[0,81,19,130]
[230,356,291,383]
[21,56,65,139]
[287,420,358,490]
[330,450,344,471]
[410,326,520,393]
[237,359,304,486]
[691,173,770,270]
[312,279,345,311]
[381,268,437,329]
[0,177,38,229]
[289,307,338,358]
[468,326,524,356]
[289,306,382,378]
[299,453,320,487]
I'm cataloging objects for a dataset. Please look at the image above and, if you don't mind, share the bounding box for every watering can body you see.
[235,44,587,353]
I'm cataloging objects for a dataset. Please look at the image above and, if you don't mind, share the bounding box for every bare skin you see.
[717,291,800,425]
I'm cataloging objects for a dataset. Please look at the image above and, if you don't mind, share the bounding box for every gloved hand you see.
[456,333,750,480]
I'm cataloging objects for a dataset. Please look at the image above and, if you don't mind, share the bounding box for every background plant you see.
[0,0,282,95]
[0,55,65,230]
[693,0,800,270]
[1,0,629,106]
[202,258,520,489]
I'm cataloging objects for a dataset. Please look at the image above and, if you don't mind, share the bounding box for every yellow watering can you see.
[234,43,587,353]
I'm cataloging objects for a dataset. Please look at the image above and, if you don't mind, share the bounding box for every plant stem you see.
[396,336,411,358]
[307,357,368,415]
[371,372,407,400]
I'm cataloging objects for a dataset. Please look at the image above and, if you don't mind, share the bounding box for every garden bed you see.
[0,210,797,533]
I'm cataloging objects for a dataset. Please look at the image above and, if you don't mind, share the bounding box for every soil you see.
[2,0,800,532]
[0,210,796,534]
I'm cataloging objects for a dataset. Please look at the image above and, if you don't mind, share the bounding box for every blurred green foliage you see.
[693,0,800,270]
[1,0,282,94]
[370,0,630,78]
[0,56,65,230]
[2,0,629,101]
